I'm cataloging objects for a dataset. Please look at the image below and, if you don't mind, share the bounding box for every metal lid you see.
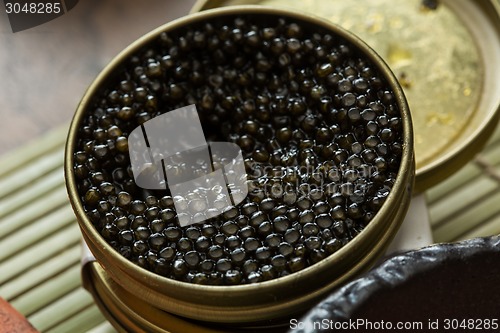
[192,0,500,192]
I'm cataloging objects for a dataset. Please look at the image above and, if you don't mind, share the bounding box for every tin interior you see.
[192,0,500,192]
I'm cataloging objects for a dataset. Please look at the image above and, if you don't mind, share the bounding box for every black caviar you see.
[74,15,404,285]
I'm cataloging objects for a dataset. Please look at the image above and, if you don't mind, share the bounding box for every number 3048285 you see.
[5,2,62,14]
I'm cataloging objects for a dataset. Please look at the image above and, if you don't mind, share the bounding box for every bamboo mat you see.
[0,122,499,332]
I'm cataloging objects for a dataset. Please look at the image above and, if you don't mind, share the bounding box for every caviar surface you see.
[74,15,404,285]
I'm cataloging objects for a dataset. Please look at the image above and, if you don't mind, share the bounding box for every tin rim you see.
[191,0,500,193]
[65,5,414,323]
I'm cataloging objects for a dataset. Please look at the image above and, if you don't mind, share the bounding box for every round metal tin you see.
[66,5,414,330]
[191,0,500,192]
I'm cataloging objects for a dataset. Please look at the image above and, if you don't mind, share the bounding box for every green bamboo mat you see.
[0,125,115,333]
[0,122,499,332]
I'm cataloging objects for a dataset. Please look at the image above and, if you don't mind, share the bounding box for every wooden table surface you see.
[0,0,196,156]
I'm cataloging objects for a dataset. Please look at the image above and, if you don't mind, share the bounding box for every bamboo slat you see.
[0,149,63,200]
[0,168,64,219]
[0,186,70,240]
[0,205,75,262]
[0,247,79,300]
[10,265,81,316]
[0,224,81,284]
[45,305,112,333]
[28,288,95,331]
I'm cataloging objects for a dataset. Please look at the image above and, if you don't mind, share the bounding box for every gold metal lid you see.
[192,0,500,192]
